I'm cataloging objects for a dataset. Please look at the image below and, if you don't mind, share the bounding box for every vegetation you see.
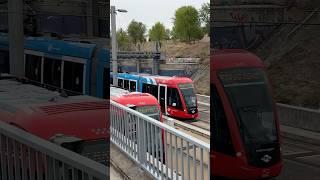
[127,20,146,45]
[116,28,130,51]
[199,2,210,35]
[148,22,166,41]
[119,3,210,46]
[172,6,204,42]
[165,29,171,40]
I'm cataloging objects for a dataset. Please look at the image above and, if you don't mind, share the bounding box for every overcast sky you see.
[110,0,209,31]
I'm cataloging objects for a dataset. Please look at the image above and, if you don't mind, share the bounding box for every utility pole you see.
[8,0,24,77]
[110,6,127,86]
[111,6,117,86]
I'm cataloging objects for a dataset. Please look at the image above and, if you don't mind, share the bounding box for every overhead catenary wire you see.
[212,20,320,26]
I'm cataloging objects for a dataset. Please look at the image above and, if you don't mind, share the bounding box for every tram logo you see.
[261,154,272,163]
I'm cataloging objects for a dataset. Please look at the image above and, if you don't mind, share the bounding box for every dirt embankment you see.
[255,3,320,109]
[139,37,210,95]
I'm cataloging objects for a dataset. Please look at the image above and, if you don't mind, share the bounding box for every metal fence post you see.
[137,117,147,165]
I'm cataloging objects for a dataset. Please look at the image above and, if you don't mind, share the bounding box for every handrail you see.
[0,121,108,179]
[110,100,210,180]
[111,101,210,150]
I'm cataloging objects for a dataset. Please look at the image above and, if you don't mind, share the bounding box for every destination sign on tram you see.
[135,105,159,115]
[218,68,266,85]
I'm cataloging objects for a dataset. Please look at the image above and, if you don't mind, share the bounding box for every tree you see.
[199,2,210,35]
[170,26,178,40]
[148,22,166,41]
[172,6,204,42]
[165,29,171,40]
[116,28,130,51]
[127,20,146,45]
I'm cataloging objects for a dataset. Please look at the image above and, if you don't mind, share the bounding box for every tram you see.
[113,73,198,119]
[111,86,162,122]
[0,32,110,98]
[210,49,282,179]
[110,86,165,162]
[0,77,109,165]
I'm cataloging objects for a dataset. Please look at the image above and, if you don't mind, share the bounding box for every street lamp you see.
[111,6,127,87]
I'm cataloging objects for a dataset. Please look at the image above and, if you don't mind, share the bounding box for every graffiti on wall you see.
[212,6,285,49]
[229,8,285,24]
[212,25,277,49]
[211,6,285,48]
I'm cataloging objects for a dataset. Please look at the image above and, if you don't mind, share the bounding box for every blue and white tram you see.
[0,33,110,98]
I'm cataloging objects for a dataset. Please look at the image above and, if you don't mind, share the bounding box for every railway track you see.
[163,99,211,140]
[163,99,210,140]
[281,137,320,169]
[273,135,320,180]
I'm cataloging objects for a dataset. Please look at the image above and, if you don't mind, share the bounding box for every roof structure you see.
[0,79,103,113]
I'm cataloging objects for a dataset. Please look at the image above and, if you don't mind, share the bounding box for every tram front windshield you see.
[178,83,197,108]
[133,105,161,121]
[218,68,278,145]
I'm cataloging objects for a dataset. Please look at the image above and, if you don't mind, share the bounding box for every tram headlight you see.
[236,152,242,157]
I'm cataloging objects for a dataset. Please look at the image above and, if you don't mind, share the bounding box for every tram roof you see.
[0,78,108,140]
[111,87,158,107]
[117,73,193,85]
[0,79,105,114]
[0,33,98,59]
[211,49,265,70]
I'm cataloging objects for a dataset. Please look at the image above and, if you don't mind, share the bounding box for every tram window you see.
[0,50,9,74]
[211,83,235,156]
[103,68,109,99]
[142,84,149,93]
[130,81,136,91]
[124,80,129,90]
[43,58,61,88]
[25,54,42,82]
[63,61,84,94]
[167,87,183,110]
[118,79,123,88]
[110,76,113,85]
[142,83,158,99]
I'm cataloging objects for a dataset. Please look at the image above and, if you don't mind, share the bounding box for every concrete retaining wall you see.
[196,95,320,133]
[277,103,320,133]
[117,62,199,77]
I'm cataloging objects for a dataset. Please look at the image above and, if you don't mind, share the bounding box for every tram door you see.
[158,84,167,114]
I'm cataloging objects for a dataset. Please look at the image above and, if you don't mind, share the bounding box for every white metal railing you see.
[277,103,320,132]
[110,100,210,180]
[196,94,320,132]
[0,121,108,180]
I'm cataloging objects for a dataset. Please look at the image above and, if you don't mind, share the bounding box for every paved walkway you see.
[111,165,124,180]
[110,143,153,180]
